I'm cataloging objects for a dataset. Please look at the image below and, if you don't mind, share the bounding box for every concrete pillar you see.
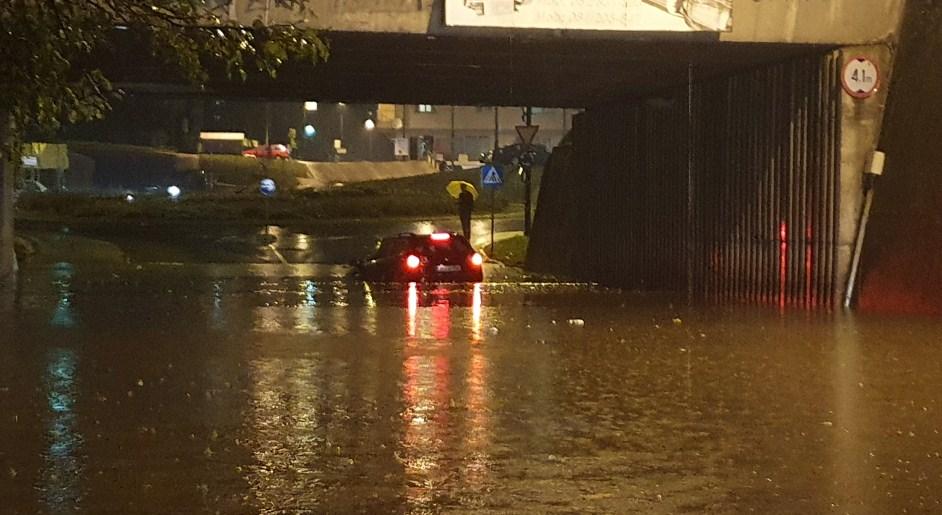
[835,45,894,305]
[858,1,942,313]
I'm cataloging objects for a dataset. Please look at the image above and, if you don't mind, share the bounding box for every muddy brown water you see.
[1,260,942,514]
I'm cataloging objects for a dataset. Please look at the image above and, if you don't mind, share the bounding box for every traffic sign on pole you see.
[259,178,277,197]
[842,56,880,99]
[481,164,504,188]
[515,125,540,145]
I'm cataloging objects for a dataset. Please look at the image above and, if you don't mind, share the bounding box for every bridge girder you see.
[112,30,828,108]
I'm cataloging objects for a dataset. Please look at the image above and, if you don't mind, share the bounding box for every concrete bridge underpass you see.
[5,0,941,313]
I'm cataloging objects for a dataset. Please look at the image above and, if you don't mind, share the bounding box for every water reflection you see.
[245,357,324,511]
[472,283,482,342]
[362,283,378,335]
[50,262,76,328]
[399,282,492,511]
[462,341,491,492]
[830,316,874,512]
[431,288,451,341]
[210,280,226,330]
[405,284,483,342]
[9,263,942,513]
[328,283,350,335]
[407,282,418,339]
[400,352,448,509]
[293,280,319,333]
[295,233,311,251]
[41,347,83,511]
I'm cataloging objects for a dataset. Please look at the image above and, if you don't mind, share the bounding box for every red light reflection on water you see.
[805,223,815,307]
[779,221,788,308]
[472,284,482,342]
[431,288,451,341]
[407,282,418,338]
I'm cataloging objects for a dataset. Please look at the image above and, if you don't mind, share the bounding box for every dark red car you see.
[242,144,291,159]
[354,232,484,283]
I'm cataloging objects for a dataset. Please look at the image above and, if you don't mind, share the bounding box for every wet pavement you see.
[3,226,942,513]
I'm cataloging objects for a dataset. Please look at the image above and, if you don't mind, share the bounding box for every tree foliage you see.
[0,0,329,155]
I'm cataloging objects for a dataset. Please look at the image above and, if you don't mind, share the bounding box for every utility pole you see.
[263,0,272,150]
[264,102,271,148]
[493,106,499,155]
[400,104,407,138]
[492,107,499,256]
[450,105,456,160]
[523,106,533,236]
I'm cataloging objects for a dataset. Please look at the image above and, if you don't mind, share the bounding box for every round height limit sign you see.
[842,57,880,99]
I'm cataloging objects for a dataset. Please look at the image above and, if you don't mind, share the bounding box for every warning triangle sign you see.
[515,125,540,145]
[482,166,503,186]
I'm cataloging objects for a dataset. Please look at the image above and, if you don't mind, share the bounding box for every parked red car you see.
[242,144,291,159]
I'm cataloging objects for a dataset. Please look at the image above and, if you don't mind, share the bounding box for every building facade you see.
[374,104,577,160]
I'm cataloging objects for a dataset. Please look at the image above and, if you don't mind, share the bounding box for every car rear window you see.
[377,235,474,258]
[418,235,473,257]
[376,237,412,257]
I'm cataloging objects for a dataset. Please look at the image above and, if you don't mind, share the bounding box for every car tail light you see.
[406,254,421,269]
[430,233,451,242]
[470,253,483,267]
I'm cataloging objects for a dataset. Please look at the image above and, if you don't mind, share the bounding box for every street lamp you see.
[301,101,318,160]
[364,118,375,160]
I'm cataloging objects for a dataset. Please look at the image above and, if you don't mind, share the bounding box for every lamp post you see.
[301,101,317,159]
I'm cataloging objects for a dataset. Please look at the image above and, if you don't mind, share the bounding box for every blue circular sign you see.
[259,178,277,197]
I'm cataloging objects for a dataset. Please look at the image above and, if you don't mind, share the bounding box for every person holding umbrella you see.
[446,181,478,240]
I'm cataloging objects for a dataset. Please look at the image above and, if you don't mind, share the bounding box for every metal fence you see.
[531,51,842,307]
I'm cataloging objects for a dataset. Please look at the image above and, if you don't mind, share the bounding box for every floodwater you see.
[17,217,521,265]
[2,236,942,513]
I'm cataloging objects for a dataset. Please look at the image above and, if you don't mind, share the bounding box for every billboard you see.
[445,0,732,32]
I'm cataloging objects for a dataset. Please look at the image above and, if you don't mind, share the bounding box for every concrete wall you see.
[858,0,942,314]
[233,0,903,45]
[230,0,433,33]
[721,0,903,44]
[835,45,895,305]
[296,160,437,190]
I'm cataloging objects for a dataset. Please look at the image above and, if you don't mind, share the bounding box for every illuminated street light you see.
[304,101,318,111]
[364,119,376,130]
[167,185,182,199]
[304,124,316,138]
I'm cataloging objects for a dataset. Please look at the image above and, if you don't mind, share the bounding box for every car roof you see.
[386,232,462,240]
[380,232,472,247]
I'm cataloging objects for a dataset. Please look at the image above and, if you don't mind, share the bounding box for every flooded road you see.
[18,217,522,266]
[2,258,942,513]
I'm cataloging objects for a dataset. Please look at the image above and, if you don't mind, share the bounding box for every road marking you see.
[268,244,289,265]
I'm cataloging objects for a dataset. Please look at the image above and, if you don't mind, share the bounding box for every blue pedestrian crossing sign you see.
[481,164,504,188]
